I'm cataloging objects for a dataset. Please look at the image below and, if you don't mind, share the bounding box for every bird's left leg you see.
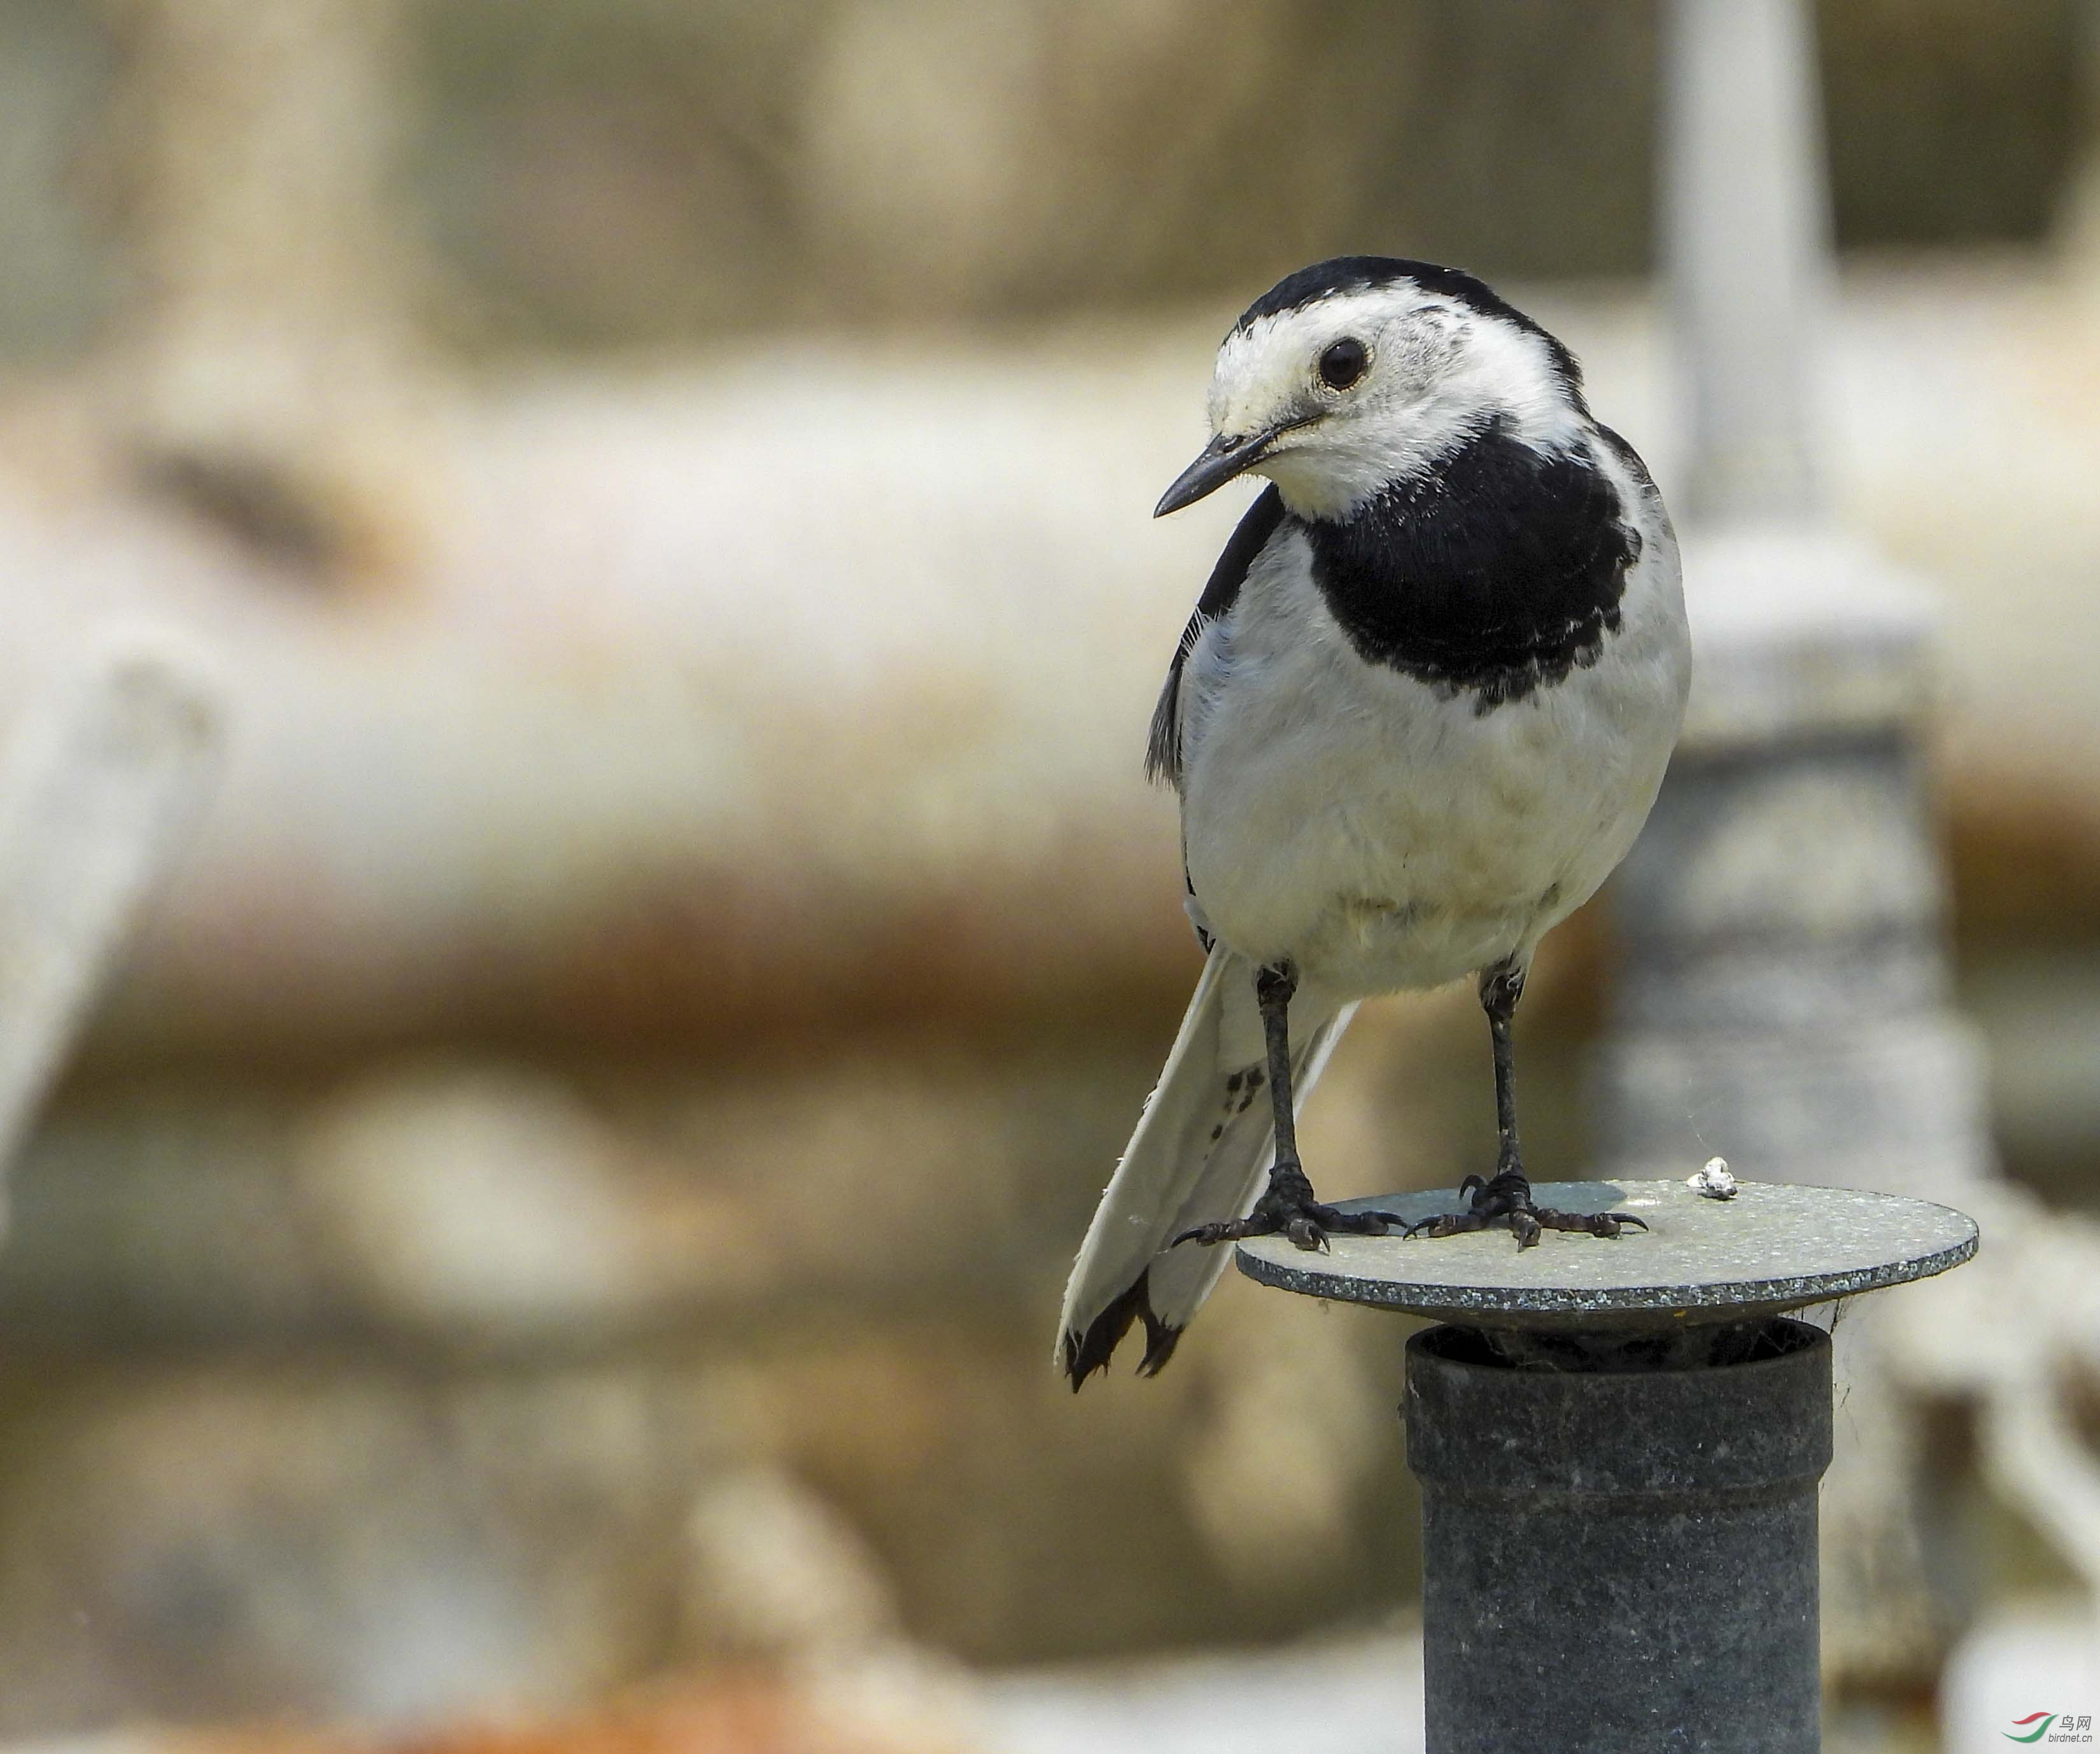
[1405,960,1648,1249]
[1173,962,1404,1253]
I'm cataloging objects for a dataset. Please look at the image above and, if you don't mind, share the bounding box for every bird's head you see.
[1155,257,1589,522]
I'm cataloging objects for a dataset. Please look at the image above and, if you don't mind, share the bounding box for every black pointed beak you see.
[1154,428,1276,517]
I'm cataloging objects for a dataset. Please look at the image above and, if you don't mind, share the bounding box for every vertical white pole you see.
[1661,0,1831,524]
[0,636,225,1213]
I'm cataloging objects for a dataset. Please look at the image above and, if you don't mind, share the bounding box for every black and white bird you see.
[1059,258,1692,1389]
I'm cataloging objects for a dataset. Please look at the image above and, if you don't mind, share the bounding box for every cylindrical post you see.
[1238,1181,1975,1749]
[1406,1319,1834,1754]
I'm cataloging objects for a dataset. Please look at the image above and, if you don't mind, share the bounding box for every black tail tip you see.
[1062,1270,1185,1391]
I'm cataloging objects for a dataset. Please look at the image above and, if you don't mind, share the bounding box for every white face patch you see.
[1204,283,1585,520]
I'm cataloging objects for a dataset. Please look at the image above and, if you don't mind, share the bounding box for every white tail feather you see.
[1057,946,1356,1383]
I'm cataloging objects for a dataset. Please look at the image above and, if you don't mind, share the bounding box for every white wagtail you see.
[1060,258,1691,1388]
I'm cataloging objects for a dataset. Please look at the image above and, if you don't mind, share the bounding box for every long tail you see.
[1057,946,1356,1388]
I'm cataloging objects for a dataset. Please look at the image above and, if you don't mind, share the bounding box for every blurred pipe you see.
[1983,1367,2100,1631]
[0,633,223,1210]
[1660,0,1831,524]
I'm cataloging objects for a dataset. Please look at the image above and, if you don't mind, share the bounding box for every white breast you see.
[1175,505,1689,1000]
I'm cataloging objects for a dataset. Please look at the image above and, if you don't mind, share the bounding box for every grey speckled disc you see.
[1234,1179,1977,1331]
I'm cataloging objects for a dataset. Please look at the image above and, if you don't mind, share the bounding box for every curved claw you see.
[1541,1209,1651,1238]
[1170,1223,1230,1248]
[1402,1213,1479,1240]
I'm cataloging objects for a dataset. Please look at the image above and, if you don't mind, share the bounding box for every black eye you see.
[1318,337,1369,390]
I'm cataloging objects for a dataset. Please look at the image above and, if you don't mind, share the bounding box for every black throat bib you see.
[1300,419,1638,712]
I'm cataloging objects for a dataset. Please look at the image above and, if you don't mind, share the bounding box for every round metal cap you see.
[1234,1179,1977,1331]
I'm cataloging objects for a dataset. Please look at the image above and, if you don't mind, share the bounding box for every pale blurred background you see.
[0,3,2097,1752]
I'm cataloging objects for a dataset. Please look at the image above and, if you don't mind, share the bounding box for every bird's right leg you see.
[1172,962,1402,1253]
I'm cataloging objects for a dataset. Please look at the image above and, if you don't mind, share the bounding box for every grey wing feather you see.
[1146,484,1286,786]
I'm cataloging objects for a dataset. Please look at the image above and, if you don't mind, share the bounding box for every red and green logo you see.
[2008,1714,2060,1743]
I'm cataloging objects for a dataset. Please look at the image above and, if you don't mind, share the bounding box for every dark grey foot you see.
[1402,1168,1649,1251]
[1173,1161,1406,1254]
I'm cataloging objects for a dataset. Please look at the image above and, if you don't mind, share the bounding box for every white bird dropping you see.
[1689,1158,1739,1200]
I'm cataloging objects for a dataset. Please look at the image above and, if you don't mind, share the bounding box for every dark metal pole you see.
[1407,1319,1831,1754]
[1234,1177,1976,1754]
